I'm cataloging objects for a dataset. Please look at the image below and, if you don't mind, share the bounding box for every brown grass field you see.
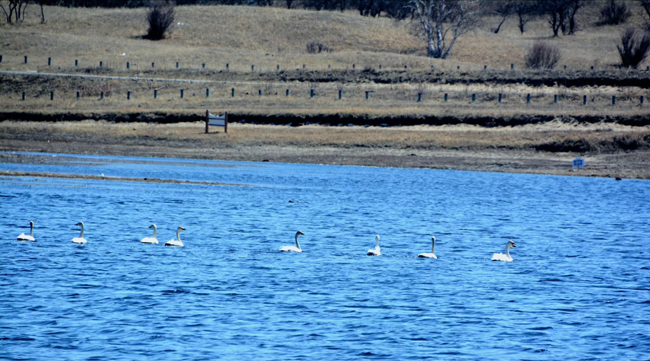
[1,3,649,178]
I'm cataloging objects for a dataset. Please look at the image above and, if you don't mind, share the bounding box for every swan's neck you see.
[79,224,84,238]
[431,238,435,254]
[505,244,511,257]
[295,234,301,250]
[375,238,380,248]
[176,229,182,242]
[29,223,34,236]
[152,226,157,238]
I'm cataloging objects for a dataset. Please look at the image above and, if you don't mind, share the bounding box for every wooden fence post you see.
[527,94,531,103]
[225,111,228,133]
[472,94,476,102]
[612,95,616,105]
[22,92,25,101]
[154,90,157,99]
[338,89,342,99]
[231,88,235,97]
[99,61,103,68]
[205,109,209,134]
[311,89,315,98]
[75,59,78,67]
[24,56,27,64]
[152,62,155,68]
[206,88,209,98]
[417,93,422,102]
[583,95,587,105]
[554,95,558,103]
[286,89,290,97]
[641,96,645,105]
[48,57,51,66]
[176,62,179,68]
[365,91,369,99]
[498,93,502,103]
[444,93,448,102]
[180,89,184,99]
[127,62,130,69]
[127,91,131,100]
[50,91,54,100]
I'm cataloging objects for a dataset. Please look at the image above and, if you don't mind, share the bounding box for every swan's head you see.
[178,226,186,232]
[375,235,380,241]
[149,224,157,229]
[75,222,84,227]
[296,231,305,236]
[431,236,436,242]
[29,221,34,227]
[507,240,516,248]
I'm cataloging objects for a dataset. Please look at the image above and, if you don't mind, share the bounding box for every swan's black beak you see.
[297,231,304,236]
[511,243,516,247]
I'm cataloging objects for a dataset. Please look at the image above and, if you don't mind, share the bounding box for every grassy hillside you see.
[0,3,648,124]
[1,3,649,71]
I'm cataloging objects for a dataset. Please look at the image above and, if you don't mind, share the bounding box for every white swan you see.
[165,226,185,247]
[367,235,381,256]
[418,236,437,259]
[491,240,516,262]
[141,224,159,244]
[17,221,36,242]
[280,231,304,252]
[72,222,87,244]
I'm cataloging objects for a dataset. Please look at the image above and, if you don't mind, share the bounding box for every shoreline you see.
[2,138,648,181]
[1,120,649,180]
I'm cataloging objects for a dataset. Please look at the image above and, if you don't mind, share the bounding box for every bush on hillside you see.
[617,27,650,69]
[306,42,332,54]
[145,0,175,40]
[598,0,631,26]
[525,42,561,70]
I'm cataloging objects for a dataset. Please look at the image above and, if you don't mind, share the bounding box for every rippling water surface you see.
[1,152,649,360]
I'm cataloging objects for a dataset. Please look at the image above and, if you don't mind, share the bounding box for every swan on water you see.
[367,235,381,256]
[17,221,36,242]
[418,236,437,259]
[491,240,516,262]
[141,224,159,244]
[165,226,186,247]
[280,231,304,252]
[72,222,87,244]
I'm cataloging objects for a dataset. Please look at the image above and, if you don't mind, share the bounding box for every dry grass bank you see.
[1,120,649,179]
[1,4,649,72]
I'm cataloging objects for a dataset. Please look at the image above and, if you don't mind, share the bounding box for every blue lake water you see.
[1,152,649,360]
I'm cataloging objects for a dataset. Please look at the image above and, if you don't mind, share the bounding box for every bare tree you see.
[491,0,514,34]
[514,1,533,34]
[404,0,482,59]
[565,0,582,35]
[537,0,581,37]
[1,0,28,23]
[618,27,650,68]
